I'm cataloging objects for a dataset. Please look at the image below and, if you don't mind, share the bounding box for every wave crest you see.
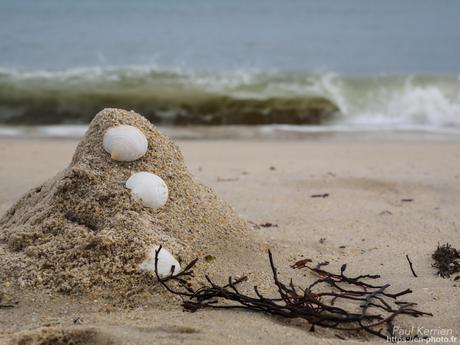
[0,67,459,129]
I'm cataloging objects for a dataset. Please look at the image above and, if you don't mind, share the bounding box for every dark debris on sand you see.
[249,221,278,229]
[432,243,460,278]
[311,193,329,198]
[155,246,431,341]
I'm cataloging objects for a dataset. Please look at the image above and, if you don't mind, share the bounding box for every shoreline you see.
[1,124,460,141]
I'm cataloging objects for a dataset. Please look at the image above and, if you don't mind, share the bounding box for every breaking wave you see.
[0,66,459,130]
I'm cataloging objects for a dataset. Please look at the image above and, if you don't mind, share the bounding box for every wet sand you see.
[1,137,460,344]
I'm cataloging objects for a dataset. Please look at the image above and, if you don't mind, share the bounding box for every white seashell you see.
[103,125,148,161]
[139,246,181,278]
[126,172,169,208]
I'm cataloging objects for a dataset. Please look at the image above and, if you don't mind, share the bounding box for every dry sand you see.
[1,134,459,344]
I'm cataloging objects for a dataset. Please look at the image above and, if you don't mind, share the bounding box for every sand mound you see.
[0,108,253,296]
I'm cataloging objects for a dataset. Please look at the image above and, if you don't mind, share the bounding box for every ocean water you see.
[0,0,459,134]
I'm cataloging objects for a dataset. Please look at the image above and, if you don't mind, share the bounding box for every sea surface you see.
[0,0,459,136]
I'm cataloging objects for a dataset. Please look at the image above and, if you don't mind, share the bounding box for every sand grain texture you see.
[9,326,114,345]
[0,108,253,297]
[1,134,459,344]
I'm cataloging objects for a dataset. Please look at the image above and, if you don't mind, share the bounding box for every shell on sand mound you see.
[0,108,251,295]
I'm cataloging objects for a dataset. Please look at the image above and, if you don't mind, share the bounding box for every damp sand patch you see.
[9,326,113,345]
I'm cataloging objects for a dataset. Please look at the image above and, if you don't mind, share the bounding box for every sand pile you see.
[0,108,253,296]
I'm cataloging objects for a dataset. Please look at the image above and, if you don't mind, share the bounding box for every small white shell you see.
[126,172,169,208]
[139,246,181,278]
[103,125,148,161]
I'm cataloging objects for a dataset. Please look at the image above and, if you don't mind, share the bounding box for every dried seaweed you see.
[432,243,460,278]
[154,246,431,340]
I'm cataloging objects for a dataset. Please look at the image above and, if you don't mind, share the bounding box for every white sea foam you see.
[311,74,460,131]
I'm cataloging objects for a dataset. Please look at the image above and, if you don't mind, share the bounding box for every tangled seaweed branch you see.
[154,246,431,340]
[432,243,460,278]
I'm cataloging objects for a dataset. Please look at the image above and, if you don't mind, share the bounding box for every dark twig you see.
[311,193,329,198]
[154,248,431,340]
[405,255,418,277]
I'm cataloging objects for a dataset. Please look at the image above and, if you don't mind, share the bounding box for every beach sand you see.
[1,136,459,344]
